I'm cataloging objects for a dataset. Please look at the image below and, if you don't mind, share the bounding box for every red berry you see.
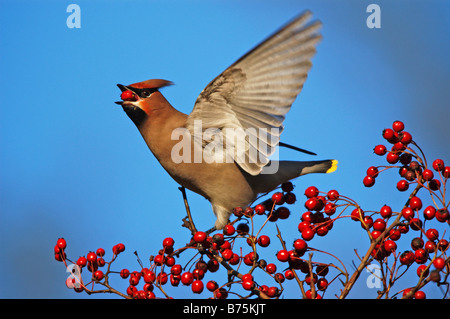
[163,237,174,248]
[285,269,295,280]
[380,205,392,219]
[423,206,436,220]
[399,131,412,144]
[433,257,446,270]
[181,272,194,285]
[414,291,426,299]
[386,152,399,164]
[417,265,429,277]
[301,228,315,241]
[351,208,364,221]
[120,90,135,101]
[276,250,290,262]
[86,251,97,263]
[56,238,67,250]
[317,278,328,291]
[266,263,277,274]
[304,186,319,198]
[324,202,336,216]
[392,120,405,132]
[363,175,375,187]
[409,218,422,231]
[120,269,130,279]
[409,196,422,210]
[254,204,266,215]
[366,166,379,178]
[304,197,319,211]
[436,208,449,222]
[373,218,386,232]
[293,239,308,253]
[384,240,397,252]
[326,189,340,201]
[383,128,395,140]
[93,270,104,281]
[191,280,204,294]
[422,169,434,181]
[271,192,284,205]
[396,180,409,192]
[432,159,445,172]
[193,231,207,243]
[257,235,271,247]
[400,251,415,265]
[76,256,87,268]
[96,248,105,257]
[242,280,255,291]
[233,207,244,217]
[113,243,125,254]
[415,249,428,264]
[206,280,218,292]
[425,228,439,241]
[223,224,235,236]
[374,144,387,156]
[444,166,450,178]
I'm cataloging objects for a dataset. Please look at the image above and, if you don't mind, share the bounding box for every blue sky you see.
[0,0,449,299]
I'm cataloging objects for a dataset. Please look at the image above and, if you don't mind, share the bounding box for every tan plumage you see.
[116,11,337,229]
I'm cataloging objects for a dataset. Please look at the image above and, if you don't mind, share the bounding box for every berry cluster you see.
[55,120,448,299]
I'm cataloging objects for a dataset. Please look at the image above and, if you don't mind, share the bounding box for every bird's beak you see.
[117,84,128,92]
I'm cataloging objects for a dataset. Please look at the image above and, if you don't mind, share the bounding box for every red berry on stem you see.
[257,235,271,247]
[409,196,422,210]
[433,257,445,270]
[397,180,409,192]
[77,256,87,268]
[425,228,439,241]
[87,251,97,263]
[383,128,395,140]
[163,237,174,248]
[304,186,319,198]
[363,175,375,187]
[193,231,207,243]
[422,169,434,181]
[380,205,392,219]
[301,228,315,241]
[432,159,445,172]
[96,248,105,257]
[327,189,340,201]
[276,250,290,262]
[56,238,67,250]
[399,131,412,144]
[271,192,284,205]
[386,152,399,164]
[191,280,204,294]
[181,272,194,285]
[94,270,104,281]
[392,120,405,132]
[374,144,387,156]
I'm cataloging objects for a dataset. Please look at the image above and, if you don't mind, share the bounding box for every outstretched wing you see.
[185,11,322,175]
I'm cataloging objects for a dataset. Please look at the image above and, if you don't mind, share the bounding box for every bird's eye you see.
[141,89,151,97]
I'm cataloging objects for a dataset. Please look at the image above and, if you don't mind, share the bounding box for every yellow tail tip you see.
[326,160,338,173]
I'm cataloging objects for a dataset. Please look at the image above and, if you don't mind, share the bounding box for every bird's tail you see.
[247,159,338,194]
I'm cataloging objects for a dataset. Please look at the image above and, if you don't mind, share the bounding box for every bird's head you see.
[115,79,173,127]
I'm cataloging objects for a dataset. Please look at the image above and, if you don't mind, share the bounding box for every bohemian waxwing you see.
[115,11,337,230]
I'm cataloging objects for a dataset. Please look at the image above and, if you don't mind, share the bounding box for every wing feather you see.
[186,11,322,175]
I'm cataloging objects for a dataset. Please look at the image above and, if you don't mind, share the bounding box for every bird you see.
[115,11,337,230]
